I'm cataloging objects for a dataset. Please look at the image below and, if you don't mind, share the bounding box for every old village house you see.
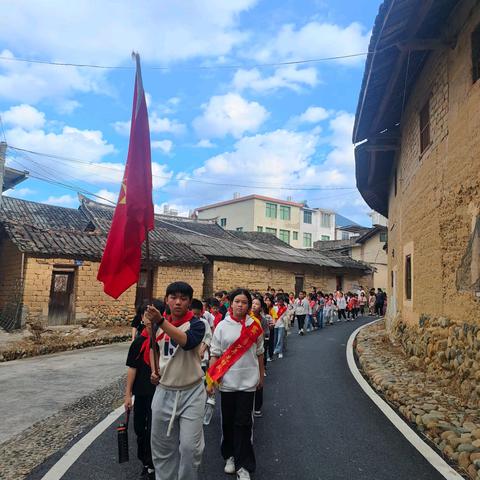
[354,0,480,404]
[0,195,372,329]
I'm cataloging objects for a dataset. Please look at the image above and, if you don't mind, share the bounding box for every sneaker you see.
[264,371,267,377]
[254,410,263,417]
[300,328,304,335]
[267,357,273,362]
[278,353,283,359]
[225,457,236,474]
[237,467,251,480]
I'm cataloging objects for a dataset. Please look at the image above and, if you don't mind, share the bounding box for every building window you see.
[279,229,290,244]
[394,166,398,196]
[336,275,344,291]
[419,99,430,154]
[220,218,227,227]
[380,231,388,242]
[472,24,480,83]
[405,254,412,300]
[265,202,277,219]
[320,213,331,228]
[293,231,298,240]
[303,233,312,248]
[236,227,243,232]
[341,231,349,240]
[303,210,312,224]
[265,227,277,235]
[279,205,291,221]
[257,226,263,232]
[321,235,330,241]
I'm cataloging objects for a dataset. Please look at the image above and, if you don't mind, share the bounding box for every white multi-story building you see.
[196,194,337,249]
[299,207,336,248]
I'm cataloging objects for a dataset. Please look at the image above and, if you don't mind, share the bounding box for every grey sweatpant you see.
[151,382,206,480]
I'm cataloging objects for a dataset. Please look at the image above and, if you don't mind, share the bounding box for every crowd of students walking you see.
[124,282,387,480]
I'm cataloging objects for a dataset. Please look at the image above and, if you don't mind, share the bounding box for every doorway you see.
[294,276,304,297]
[135,269,154,309]
[48,270,75,325]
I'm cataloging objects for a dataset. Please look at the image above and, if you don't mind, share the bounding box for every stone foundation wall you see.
[393,316,480,408]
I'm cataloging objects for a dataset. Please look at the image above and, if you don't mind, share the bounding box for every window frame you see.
[236,227,243,232]
[379,231,388,243]
[257,226,263,232]
[472,23,480,83]
[320,235,330,241]
[292,231,298,240]
[279,229,290,244]
[303,210,312,224]
[303,232,312,248]
[405,254,412,300]
[265,227,277,236]
[220,218,227,227]
[265,202,277,219]
[279,205,291,221]
[419,99,431,154]
[320,213,331,228]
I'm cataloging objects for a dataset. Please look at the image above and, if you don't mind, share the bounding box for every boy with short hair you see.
[144,282,206,480]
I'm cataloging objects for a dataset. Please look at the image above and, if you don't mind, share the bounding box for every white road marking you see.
[346,319,464,480]
[40,404,126,480]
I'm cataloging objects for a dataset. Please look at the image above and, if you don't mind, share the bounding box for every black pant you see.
[338,309,346,320]
[296,315,306,331]
[268,326,274,359]
[375,303,384,316]
[133,394,154,468]
[263,338,269,367]
[254,387,263,411]
[221,391,256,473]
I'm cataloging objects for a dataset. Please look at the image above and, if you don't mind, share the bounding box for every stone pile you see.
[356,320,480,479]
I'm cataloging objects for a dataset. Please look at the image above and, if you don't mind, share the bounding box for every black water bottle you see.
[117,410,130,463]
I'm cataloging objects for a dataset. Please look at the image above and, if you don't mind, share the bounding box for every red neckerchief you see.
[229,313,247,324]
[138,329,151,366]
[158,310,195,344]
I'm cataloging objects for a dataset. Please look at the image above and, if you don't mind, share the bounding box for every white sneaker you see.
[236,467,251,480]
[224,457,235,474]
[278,353,283,359]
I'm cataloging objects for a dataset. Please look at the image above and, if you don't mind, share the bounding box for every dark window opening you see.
[419,99,430,154]
[472,24,480,83]
[394,167,398,196]
[405,255,412,300]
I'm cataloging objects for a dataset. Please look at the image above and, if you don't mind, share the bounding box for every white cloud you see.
[43,194,78,207]
[0,49,106,105]
[94,188,118,205]
[4,186,36,198]
[113,112,186,137]
[232,65,318,93]
[196,139,216,148]
[151,140,173,154]
[0,1,256,64]
[2,104,46,130]
[324,112,355,166]
[193,93,269,139]
[251,21,370,65]
[296,106,330,124]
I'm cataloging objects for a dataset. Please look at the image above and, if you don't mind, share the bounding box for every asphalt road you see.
[0,342,130,444]
[30,317,446,480]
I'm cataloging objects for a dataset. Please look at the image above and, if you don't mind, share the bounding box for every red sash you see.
[206,315,262,387]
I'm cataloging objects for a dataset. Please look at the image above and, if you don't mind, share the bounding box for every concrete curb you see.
[346,318,464,480]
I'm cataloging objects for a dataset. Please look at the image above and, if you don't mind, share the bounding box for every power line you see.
[0,51,373,71]
[7,145,356,192]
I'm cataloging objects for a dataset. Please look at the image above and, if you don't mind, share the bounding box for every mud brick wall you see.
[387,5,480,328]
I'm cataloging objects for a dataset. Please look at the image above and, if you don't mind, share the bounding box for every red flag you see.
[97,53,154,298]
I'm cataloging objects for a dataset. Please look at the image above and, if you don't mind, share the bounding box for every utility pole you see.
[0,141,6,209]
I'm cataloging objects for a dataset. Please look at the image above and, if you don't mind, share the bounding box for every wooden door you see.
[294,276,304,297]
[48,271,75,325]
[135,269,153,309]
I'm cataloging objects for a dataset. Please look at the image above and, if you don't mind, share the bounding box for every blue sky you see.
[1,0,381,225]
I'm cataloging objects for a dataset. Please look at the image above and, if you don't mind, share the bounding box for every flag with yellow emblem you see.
[97,53,154,298]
